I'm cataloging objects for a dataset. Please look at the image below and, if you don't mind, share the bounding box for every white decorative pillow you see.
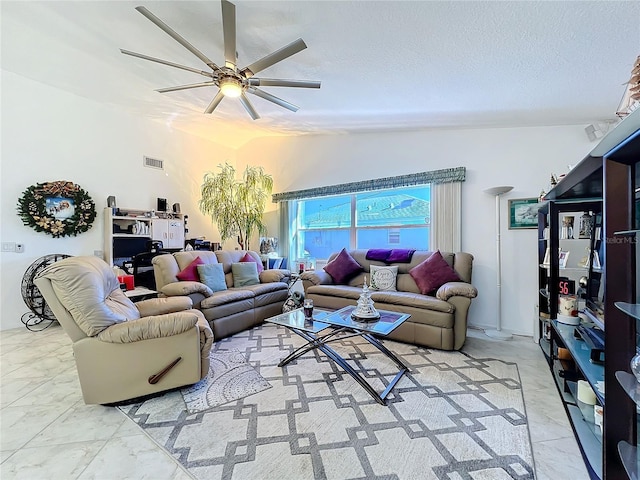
[369,265,398,291]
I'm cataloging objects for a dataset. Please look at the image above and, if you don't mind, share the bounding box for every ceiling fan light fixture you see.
[122,0,320,119]
[219,77,243,98]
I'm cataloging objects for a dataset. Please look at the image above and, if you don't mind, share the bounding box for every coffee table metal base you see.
[278,326,408,405]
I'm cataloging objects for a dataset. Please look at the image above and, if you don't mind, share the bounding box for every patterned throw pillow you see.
[369,265,398,291]
[323,248,363,285]
[231,262,260,287]
[197,263,227,293]
[409,250,461,295]
[176,256,204,282]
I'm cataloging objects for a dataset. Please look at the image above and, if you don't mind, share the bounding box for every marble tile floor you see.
[0,324,589,480]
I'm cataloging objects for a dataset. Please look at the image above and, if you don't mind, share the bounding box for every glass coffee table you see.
[266,305,410,405]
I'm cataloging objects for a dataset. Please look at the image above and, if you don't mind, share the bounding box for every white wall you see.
[1,68,599,337]
[0,71,236,330]
[237,126,595,336]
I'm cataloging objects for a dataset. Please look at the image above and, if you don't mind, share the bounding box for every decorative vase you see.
[631,348,640,383]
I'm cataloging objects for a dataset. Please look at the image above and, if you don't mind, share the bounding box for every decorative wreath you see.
[17,181,96,238]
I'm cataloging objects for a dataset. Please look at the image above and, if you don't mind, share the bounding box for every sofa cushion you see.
[197,263,227,293]
[323,248,363,284]
[200,288,255,309]
[409,251,461,295]
[174,251,218,272]
[370,265,398,291]
[231,262,260,287]
[240,252,264,273]
[306,284,362,300]
[176,256,204,282]
[239,282,287,296]
[241,282,289,307]
[370,291,454,313]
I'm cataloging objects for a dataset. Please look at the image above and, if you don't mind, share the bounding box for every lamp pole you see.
[484,186,514,340]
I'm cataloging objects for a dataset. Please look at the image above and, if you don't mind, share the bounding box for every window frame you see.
[293,185,431,260]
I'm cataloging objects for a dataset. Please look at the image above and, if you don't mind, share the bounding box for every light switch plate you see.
[1,242,15,252]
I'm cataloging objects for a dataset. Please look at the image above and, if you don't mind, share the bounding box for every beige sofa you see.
[301,250,477,350]
[152,250,290,339]
[35,256,213,405]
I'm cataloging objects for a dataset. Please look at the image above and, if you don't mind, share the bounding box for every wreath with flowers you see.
[17,181,96,238]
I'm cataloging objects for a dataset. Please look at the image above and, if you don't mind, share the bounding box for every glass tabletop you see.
[265,308,331,333]
[322,306,410,336]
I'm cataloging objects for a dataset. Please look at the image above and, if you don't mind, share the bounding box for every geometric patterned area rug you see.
[119,323,535,480]
[181,349,271,413]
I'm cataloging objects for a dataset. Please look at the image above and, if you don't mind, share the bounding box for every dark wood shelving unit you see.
[539,107,640,479]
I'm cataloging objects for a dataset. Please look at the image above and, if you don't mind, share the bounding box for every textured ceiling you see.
[2,1,639,147]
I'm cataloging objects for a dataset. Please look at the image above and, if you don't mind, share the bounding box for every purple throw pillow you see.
[409,251,461,295]
[240,252,264,273]
[324,248,363,285]
[176,256,204,282]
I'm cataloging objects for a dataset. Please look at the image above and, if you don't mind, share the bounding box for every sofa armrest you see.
[160,281,213,298]
[135,296,193,317]
[436,282,478,302]
[97,312,199,343]
[260,269,291,284]
[300,270,333,290]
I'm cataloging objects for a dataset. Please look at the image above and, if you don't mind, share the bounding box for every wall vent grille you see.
[143,156,164,170]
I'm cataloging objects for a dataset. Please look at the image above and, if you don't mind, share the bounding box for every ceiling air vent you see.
[143,156,164,170]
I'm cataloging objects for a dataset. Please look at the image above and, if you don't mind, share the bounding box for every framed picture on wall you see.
[508,198,540,229]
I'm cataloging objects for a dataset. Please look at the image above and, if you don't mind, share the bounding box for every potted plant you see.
[199,163,273,251]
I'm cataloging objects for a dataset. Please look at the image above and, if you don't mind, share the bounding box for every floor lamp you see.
[484,186,514,340]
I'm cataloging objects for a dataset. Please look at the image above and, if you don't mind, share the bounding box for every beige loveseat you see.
[301,250,477,350]
[152,250,290,339]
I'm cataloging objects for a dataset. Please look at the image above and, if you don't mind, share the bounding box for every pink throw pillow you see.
[240,252,264,273]
[323,248,363,284]
[176,256,204,281]
[409,251,461,295]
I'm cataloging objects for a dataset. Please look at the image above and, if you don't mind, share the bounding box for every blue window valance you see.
[272,167,465,203]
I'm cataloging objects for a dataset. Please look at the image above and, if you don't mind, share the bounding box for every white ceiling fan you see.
[121,0,321,120]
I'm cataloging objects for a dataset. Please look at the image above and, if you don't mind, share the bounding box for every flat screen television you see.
[113,237,148,264]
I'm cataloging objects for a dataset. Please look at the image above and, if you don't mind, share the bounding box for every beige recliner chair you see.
[34,256,213,405]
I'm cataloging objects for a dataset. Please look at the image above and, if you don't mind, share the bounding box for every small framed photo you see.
[508,198,540,229]
[561,215,575,239]
[578,212,593,239]
[559,250,570,268]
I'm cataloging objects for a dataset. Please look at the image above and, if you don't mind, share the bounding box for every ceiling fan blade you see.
[221,0,237,70]
[120,49,215,78]
[248,87,298,112]
[135,6,220,71]
[248,78,321,89]
[156,82,216,93]
[239,93,260,120]
[242,38,307,77]
[204,90,225,114]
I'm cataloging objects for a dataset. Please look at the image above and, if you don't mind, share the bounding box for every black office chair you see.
[132,241,165,289]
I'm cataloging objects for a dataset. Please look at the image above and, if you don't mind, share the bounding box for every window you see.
[293,185,430,260]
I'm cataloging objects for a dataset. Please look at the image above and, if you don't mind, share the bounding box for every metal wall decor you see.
[17,181,96,237]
